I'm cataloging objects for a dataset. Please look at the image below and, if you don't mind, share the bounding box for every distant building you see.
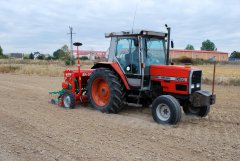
[170,49,228,61]
[9,53,24,59]
[73,49,228,62]
[73,50,106,60]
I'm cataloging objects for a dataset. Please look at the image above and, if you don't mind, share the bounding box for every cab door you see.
[142,37,166,88]
[115,37,141,88]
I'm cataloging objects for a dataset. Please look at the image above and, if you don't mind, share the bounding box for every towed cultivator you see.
[49,42,91,108]
[50,26,216,125]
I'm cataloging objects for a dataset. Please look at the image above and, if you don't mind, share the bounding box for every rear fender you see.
[92,62,130,90]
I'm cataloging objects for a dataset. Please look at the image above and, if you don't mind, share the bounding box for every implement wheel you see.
[63,91,75,109]
[152,95,181,125]
[87,68,125,113]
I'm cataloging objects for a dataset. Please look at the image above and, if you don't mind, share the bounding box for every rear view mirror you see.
[171,41,174,48]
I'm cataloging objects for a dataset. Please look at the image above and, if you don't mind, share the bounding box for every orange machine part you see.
[91,78,110,107]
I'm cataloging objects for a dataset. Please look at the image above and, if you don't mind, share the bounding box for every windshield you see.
[143,37,166,66]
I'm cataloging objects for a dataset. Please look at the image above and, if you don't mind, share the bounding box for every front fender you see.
[190,90,216,107]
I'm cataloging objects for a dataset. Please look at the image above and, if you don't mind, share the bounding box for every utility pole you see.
[67,26,76,65]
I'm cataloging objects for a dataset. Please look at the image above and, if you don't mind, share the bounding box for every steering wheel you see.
[151,57,160,64]
[146,53,160,65]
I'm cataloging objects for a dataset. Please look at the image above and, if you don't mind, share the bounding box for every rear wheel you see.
[63,91,75,109]
[152,95,181,125]
[87,68,125,113]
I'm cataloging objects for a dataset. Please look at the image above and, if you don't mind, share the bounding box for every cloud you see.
[0,0,239,54]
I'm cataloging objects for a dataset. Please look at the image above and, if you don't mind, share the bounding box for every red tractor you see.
[50,26,216,125]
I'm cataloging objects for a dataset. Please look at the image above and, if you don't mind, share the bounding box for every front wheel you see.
[152,95,181,125]
[183,104,210,117]
[199,106,210,117]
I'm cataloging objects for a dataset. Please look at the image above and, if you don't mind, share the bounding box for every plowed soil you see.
[0,74,239,161]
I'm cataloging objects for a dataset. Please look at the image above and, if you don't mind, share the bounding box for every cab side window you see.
[116,38,140,74]
[144,38,165,67]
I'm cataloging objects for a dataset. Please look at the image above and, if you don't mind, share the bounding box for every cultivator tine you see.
[48,89,66,106]
[48,93,57,105]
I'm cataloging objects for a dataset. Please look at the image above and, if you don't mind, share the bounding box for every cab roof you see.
[105,30,167,38]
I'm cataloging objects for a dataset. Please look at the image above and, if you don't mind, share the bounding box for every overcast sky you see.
[0,0,239,54]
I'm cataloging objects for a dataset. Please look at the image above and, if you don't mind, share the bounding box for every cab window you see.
[143,38,166,67]
[116,38,140,74]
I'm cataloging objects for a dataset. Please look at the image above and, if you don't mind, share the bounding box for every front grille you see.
[191,71,202,93]
[176,84,187,91]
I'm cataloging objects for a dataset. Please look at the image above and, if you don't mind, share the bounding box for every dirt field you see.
[0,74,239,161]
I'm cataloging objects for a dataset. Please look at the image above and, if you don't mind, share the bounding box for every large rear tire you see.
[87,68,125,113]
[152,95,181,125]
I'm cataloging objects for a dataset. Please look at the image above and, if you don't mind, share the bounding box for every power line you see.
[67,26,76,65]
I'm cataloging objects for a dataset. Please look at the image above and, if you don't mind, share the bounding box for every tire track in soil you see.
[0,112,77,161]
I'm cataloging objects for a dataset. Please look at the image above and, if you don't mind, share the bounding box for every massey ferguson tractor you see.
[50,25,216,125]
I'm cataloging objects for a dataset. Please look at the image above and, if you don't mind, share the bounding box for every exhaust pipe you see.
[165,24,171,65]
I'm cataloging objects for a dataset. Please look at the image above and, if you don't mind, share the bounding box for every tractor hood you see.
[150,65,201,95]
[150,65,199,81]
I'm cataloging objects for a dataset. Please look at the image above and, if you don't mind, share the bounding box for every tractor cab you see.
[105,30,168,89]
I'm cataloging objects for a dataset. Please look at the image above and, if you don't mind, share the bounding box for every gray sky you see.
[0,0,239,54]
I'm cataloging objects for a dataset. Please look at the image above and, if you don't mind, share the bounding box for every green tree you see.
[80,56,89,60]
[230,51,240,58]
[0,46,3,56]
[185,44,194,50]
[29,53,34,59]
[61,45,69,53]
[0,46,7,59]
[45,55,53,60]
[201,40,217,51]
[53,45,70,59]
[53,45,75,65]
[64,56,75,65]
[53,49,66,59]
[37,54,45,60]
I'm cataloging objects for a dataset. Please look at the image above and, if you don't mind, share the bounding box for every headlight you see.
[191,84,195,89]
[196,83,200,88]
